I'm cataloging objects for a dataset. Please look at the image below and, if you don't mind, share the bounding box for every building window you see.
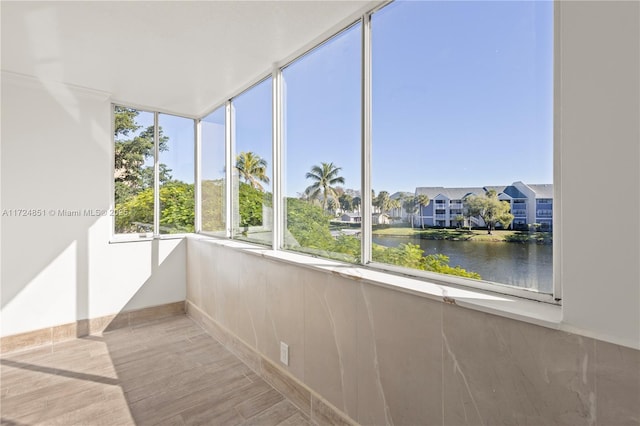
[231,77,273,245]
[282,23,362,262]
[113,106,195,237]
[200,106,226,235]
[370,1,554,292]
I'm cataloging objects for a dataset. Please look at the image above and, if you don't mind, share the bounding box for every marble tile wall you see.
[186,238,640,426]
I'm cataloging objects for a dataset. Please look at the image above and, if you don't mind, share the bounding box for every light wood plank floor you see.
[1,315,311,426]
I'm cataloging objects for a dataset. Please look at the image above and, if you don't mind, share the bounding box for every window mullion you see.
[194,119,202,234]
[153,111,160,236]
[361,13,373,265]
[272,69,284,251]
[225,101,234,239]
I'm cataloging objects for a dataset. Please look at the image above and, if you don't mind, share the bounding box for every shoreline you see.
[371,228,553,245]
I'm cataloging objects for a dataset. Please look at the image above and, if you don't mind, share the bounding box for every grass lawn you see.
[372,226,552,244]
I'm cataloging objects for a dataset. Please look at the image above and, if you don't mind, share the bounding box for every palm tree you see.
[235,151,270,191]
[416,194,430,229]
[304,162,345,211]
[352,196,361,214]
[389,199,402,219]
[375,191,391,214]
[326,198,338,216]
[403,198,418,228]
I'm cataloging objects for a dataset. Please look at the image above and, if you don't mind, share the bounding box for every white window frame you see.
[111,103,197,242]
[193,0,559,304]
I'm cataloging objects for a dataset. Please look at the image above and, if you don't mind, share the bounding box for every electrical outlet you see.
[280,341,289,366]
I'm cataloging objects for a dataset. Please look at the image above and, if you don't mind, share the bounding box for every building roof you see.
[416,183,552,200]
[528,184,554,199]
[502,186,528,199]
[390,191,413,200]
[415,187,485,200]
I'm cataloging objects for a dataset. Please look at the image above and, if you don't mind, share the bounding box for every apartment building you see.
[415,182,554,229]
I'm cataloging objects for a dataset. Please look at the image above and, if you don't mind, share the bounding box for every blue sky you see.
[136,0,554,197]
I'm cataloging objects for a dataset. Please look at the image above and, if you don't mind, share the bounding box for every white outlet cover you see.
[280,342,289,366]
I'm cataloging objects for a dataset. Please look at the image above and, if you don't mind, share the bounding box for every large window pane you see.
[232,78,273,245]
[201,107,226,235]
[113,106,155,235]
[371,2,554,292]
[157,114,195,234]
[283,24,361,262]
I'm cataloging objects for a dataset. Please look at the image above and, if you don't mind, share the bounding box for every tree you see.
[352,196,361,214]
[374,191,391,214]
[236,151,270,191]
[116,182,194,234]
[114,107,176,233]
[338,193,353,212]
[304,162,345,211]
[238,182,264,229]
[415,194,430,229]
[201,179,224,232]
[389,199,402,219]
[326,198,338,216]
[114,107,170,203]
[454,214,465,229]
[403,198,418,228]
[464,190,514,234]
[286,197,334,249]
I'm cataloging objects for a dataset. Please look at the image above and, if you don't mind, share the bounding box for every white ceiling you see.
[1,1,381,117]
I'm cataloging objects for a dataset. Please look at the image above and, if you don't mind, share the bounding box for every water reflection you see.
[373,236,553,293]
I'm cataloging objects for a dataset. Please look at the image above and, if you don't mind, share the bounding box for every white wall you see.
[558,1,639,348]
[0,73,186,337]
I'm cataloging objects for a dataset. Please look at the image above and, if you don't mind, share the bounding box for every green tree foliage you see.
[159,182,195,233]
[115,182,195,234]
[352,196,361,213]
[114,107,194,234]
[236,151,270,190]
[338,193,353,212]
[372,244,481,279]
[403,197,418,228]
[114,107,170,203]
[304,162,345,211]
[415,194,430,229]
[286,197,334,249]
[201,179,224,232]
[374,191,391,214]
[286,197,480,278]
[238,182,264,228]
[326,198,338,216]
[389,199,402,219]
[464,190,514,234]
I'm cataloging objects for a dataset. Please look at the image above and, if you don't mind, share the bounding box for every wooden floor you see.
[1,315,311,426]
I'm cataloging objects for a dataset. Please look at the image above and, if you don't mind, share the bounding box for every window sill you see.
[187,234,562,331]
[109,233,188,244]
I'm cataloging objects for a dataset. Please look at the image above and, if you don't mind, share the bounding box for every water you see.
[373,236,553,293]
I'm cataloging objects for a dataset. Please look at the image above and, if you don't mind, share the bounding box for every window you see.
[370,1,554,293]
[114,106,155,235]
[231,78,273,246]
[282,23,362,262]
[158,114,195,234]
[200,106,226,235]
[192,1,555,300]
[113,105,195,237]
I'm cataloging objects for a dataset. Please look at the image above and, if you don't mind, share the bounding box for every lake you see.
[372,235,553,293]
